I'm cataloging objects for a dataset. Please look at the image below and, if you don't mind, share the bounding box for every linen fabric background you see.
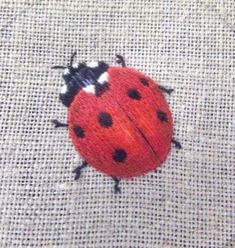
[0,0,234,247]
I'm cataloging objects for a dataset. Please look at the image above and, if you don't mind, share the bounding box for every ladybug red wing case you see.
[107,67,173,166]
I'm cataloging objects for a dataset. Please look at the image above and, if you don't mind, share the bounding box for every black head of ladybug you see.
[52,52,109,107]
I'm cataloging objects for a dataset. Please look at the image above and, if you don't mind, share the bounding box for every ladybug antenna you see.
[51,65,66,70]
[51,52,77,70]
[69,51,77,67]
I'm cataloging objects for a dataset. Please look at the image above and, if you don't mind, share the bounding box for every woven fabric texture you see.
[0,0,234,247]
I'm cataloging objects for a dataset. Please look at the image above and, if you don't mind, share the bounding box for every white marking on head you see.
[72,63,79,69]
[98,72,108,84]
[63,68,70,75]
[83,85,96,94]
[87,61,98,68]
[60,85,68,94]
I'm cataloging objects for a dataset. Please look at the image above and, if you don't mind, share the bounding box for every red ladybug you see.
[52,53,181,193]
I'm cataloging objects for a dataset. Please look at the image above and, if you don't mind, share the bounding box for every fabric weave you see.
[0,0,234,247]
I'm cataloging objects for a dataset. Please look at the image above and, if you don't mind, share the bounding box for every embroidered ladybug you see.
[52,53,181,193]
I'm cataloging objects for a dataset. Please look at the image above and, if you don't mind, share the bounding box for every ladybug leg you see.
[112,177,121,193]
[52,119,68,128]
[159,85,174,95]
[115,54,126,67]
[172,138,182,149]
[73,161,88,180]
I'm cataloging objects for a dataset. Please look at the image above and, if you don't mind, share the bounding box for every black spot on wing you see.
[127,88,141,100]
[98,112,113,127]
[139,77,149,86]
[73,125,85,138]
[157,111,168,122]
[113,149,127,163]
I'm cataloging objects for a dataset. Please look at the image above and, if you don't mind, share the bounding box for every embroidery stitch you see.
[52,54,182,193]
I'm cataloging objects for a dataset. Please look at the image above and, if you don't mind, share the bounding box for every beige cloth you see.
[0,0,234,247]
